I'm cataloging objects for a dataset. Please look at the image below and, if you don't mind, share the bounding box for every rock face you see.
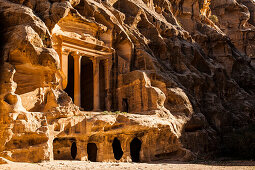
[0,0,254,163]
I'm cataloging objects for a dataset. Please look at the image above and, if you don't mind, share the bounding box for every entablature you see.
[62,35,113,58]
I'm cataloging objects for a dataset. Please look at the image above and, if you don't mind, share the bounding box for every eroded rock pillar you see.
[73,53,81,107]
[93,58,100,111]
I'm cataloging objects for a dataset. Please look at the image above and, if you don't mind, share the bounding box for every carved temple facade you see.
[51,11,155,117]
[52,13,113,111]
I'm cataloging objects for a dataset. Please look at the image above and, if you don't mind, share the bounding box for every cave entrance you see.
[81,57,93,111]
[87,143,97,162]
[53,138,76,160]
[71,142,77,159]
[64,54,74,101]
[112,137,123,160]
[130,137,142,162]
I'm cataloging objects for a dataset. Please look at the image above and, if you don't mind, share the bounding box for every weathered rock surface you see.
[0,0,254,163]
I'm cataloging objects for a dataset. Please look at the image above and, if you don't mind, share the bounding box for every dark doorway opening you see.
[99,60,106,110]
[87,143,97,162]
[122,98,129,112]
[71,142,77,159]
[64,54,74,101]
[112,137,123,160]
[130,137,141,162]
[81,57,93,110]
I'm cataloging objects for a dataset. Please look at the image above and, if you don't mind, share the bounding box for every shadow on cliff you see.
[0,12,5,66]
[218,123,255,161]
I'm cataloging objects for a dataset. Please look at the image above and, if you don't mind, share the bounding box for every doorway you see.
[130,137,142,162]
[122,98,128,112]
[81,57,93,110]
[112,137,123,160]
[87,143,97,162]
[71,142,77,159]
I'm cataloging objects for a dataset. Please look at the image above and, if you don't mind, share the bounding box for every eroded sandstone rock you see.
[0,0,255,163]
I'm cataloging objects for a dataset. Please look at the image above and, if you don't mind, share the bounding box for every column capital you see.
[62,48,71,54]
[91,57,99,64]
[71,51,82,59]
[104,58,109,63]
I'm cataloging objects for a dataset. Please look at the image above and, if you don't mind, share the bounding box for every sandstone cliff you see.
[0,0,254,163]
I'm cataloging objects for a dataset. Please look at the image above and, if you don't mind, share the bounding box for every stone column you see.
[61,50,69,80]
[104,58,111,111]
[93,58,100,111]
[56,49,69,90]
[104,59,110,91]
[73,53,82,107]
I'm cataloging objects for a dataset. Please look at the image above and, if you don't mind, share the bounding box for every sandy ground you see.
[1,160,255,170]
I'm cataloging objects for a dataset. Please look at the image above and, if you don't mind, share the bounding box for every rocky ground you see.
[0,160,255,170]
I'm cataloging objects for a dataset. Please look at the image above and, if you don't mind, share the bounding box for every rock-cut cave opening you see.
[130,137,142,162]
[53,138,77,160]
[87,143,97,162]
[112,137,123,160]
[71,142,77,159]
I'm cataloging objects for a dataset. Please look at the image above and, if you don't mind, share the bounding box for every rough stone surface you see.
[0,0,255,163]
